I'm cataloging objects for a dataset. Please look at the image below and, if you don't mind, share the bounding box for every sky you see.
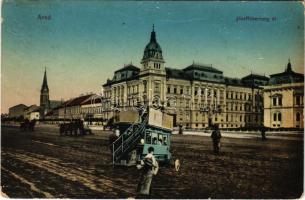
[1,1,304,113]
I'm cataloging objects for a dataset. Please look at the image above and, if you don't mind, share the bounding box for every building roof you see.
[103,74,140,87]
[142,25,163,61]
[269,61,304,85]
[242,73,270,81]
[165,68,192,80]
[114,64,140,73]
[224,77,245,86]
[9,104,28,110]
[183,63,223,74]
[56,94,94,108]
[81,96,102,105]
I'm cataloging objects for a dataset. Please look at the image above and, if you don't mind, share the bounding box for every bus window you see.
[152,132,158,145]
[146,131,152,144]
[158,134,163,145]
[163,135,167,145]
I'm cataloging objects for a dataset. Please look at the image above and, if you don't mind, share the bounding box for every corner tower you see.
[140,25,166,75]
[40,68,50,115]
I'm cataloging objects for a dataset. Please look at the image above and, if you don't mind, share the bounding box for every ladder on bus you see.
[112,104,148,164]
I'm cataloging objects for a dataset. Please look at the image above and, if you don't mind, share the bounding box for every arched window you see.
[273,113,277,121]
[296,112,300,121]
[278,113,282,121]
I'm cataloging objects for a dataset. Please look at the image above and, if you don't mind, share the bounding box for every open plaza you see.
[1,124,303,199]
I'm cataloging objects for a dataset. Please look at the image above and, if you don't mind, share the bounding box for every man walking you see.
[136,146,159,198]
[211,124,221,155]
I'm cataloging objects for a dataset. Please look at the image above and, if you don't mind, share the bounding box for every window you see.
[145,131,152,144]
[174,87,177,94]
[167,86,170,93]
[162,135,168,145]
[296,112,300,121]
[278,97,282,106]
[296,96,301,105]
[278,113,281,121]
[152,132,158,144]
[273,113,277,121]
[180,88,183,94]
[154,83,160,93]
[273,98,277,106]
[143,81,147,92]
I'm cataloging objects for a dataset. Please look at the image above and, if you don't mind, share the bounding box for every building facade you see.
[23,105,40,120]
[46,94,104,122]
[263,61,304,129]
[8,104,28,119]
[102,27,269,129]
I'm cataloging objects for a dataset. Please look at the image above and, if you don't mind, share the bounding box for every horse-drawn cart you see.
[59,120,92,136]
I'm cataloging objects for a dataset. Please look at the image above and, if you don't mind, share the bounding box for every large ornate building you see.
[263,61,304,128]
[102,27,269,129]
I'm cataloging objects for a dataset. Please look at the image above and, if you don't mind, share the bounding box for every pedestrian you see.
[108,126,120,152]
[178,124,183,135]
[211,124,221,155]
[261,125,266,140]
[115,125,120,137]
[136,146,159,198]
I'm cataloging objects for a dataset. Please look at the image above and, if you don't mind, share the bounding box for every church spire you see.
[150,24,156,43]
[41,67,49,92]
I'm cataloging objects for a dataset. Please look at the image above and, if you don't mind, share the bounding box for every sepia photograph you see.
[1,1,304,199]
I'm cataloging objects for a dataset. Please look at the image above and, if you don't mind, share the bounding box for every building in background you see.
[23,105,40,121]
[102,27,269,129]
[46,93,103,123]
[263,60,304,129]
[8,104,28,119]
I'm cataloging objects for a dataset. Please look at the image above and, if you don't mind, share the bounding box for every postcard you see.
[1,1,304,199]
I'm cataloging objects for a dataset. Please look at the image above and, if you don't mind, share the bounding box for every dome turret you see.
[142,25,164,60]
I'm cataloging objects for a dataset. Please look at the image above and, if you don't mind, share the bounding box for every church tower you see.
[140,25,166,75]
[40,68,50,115]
